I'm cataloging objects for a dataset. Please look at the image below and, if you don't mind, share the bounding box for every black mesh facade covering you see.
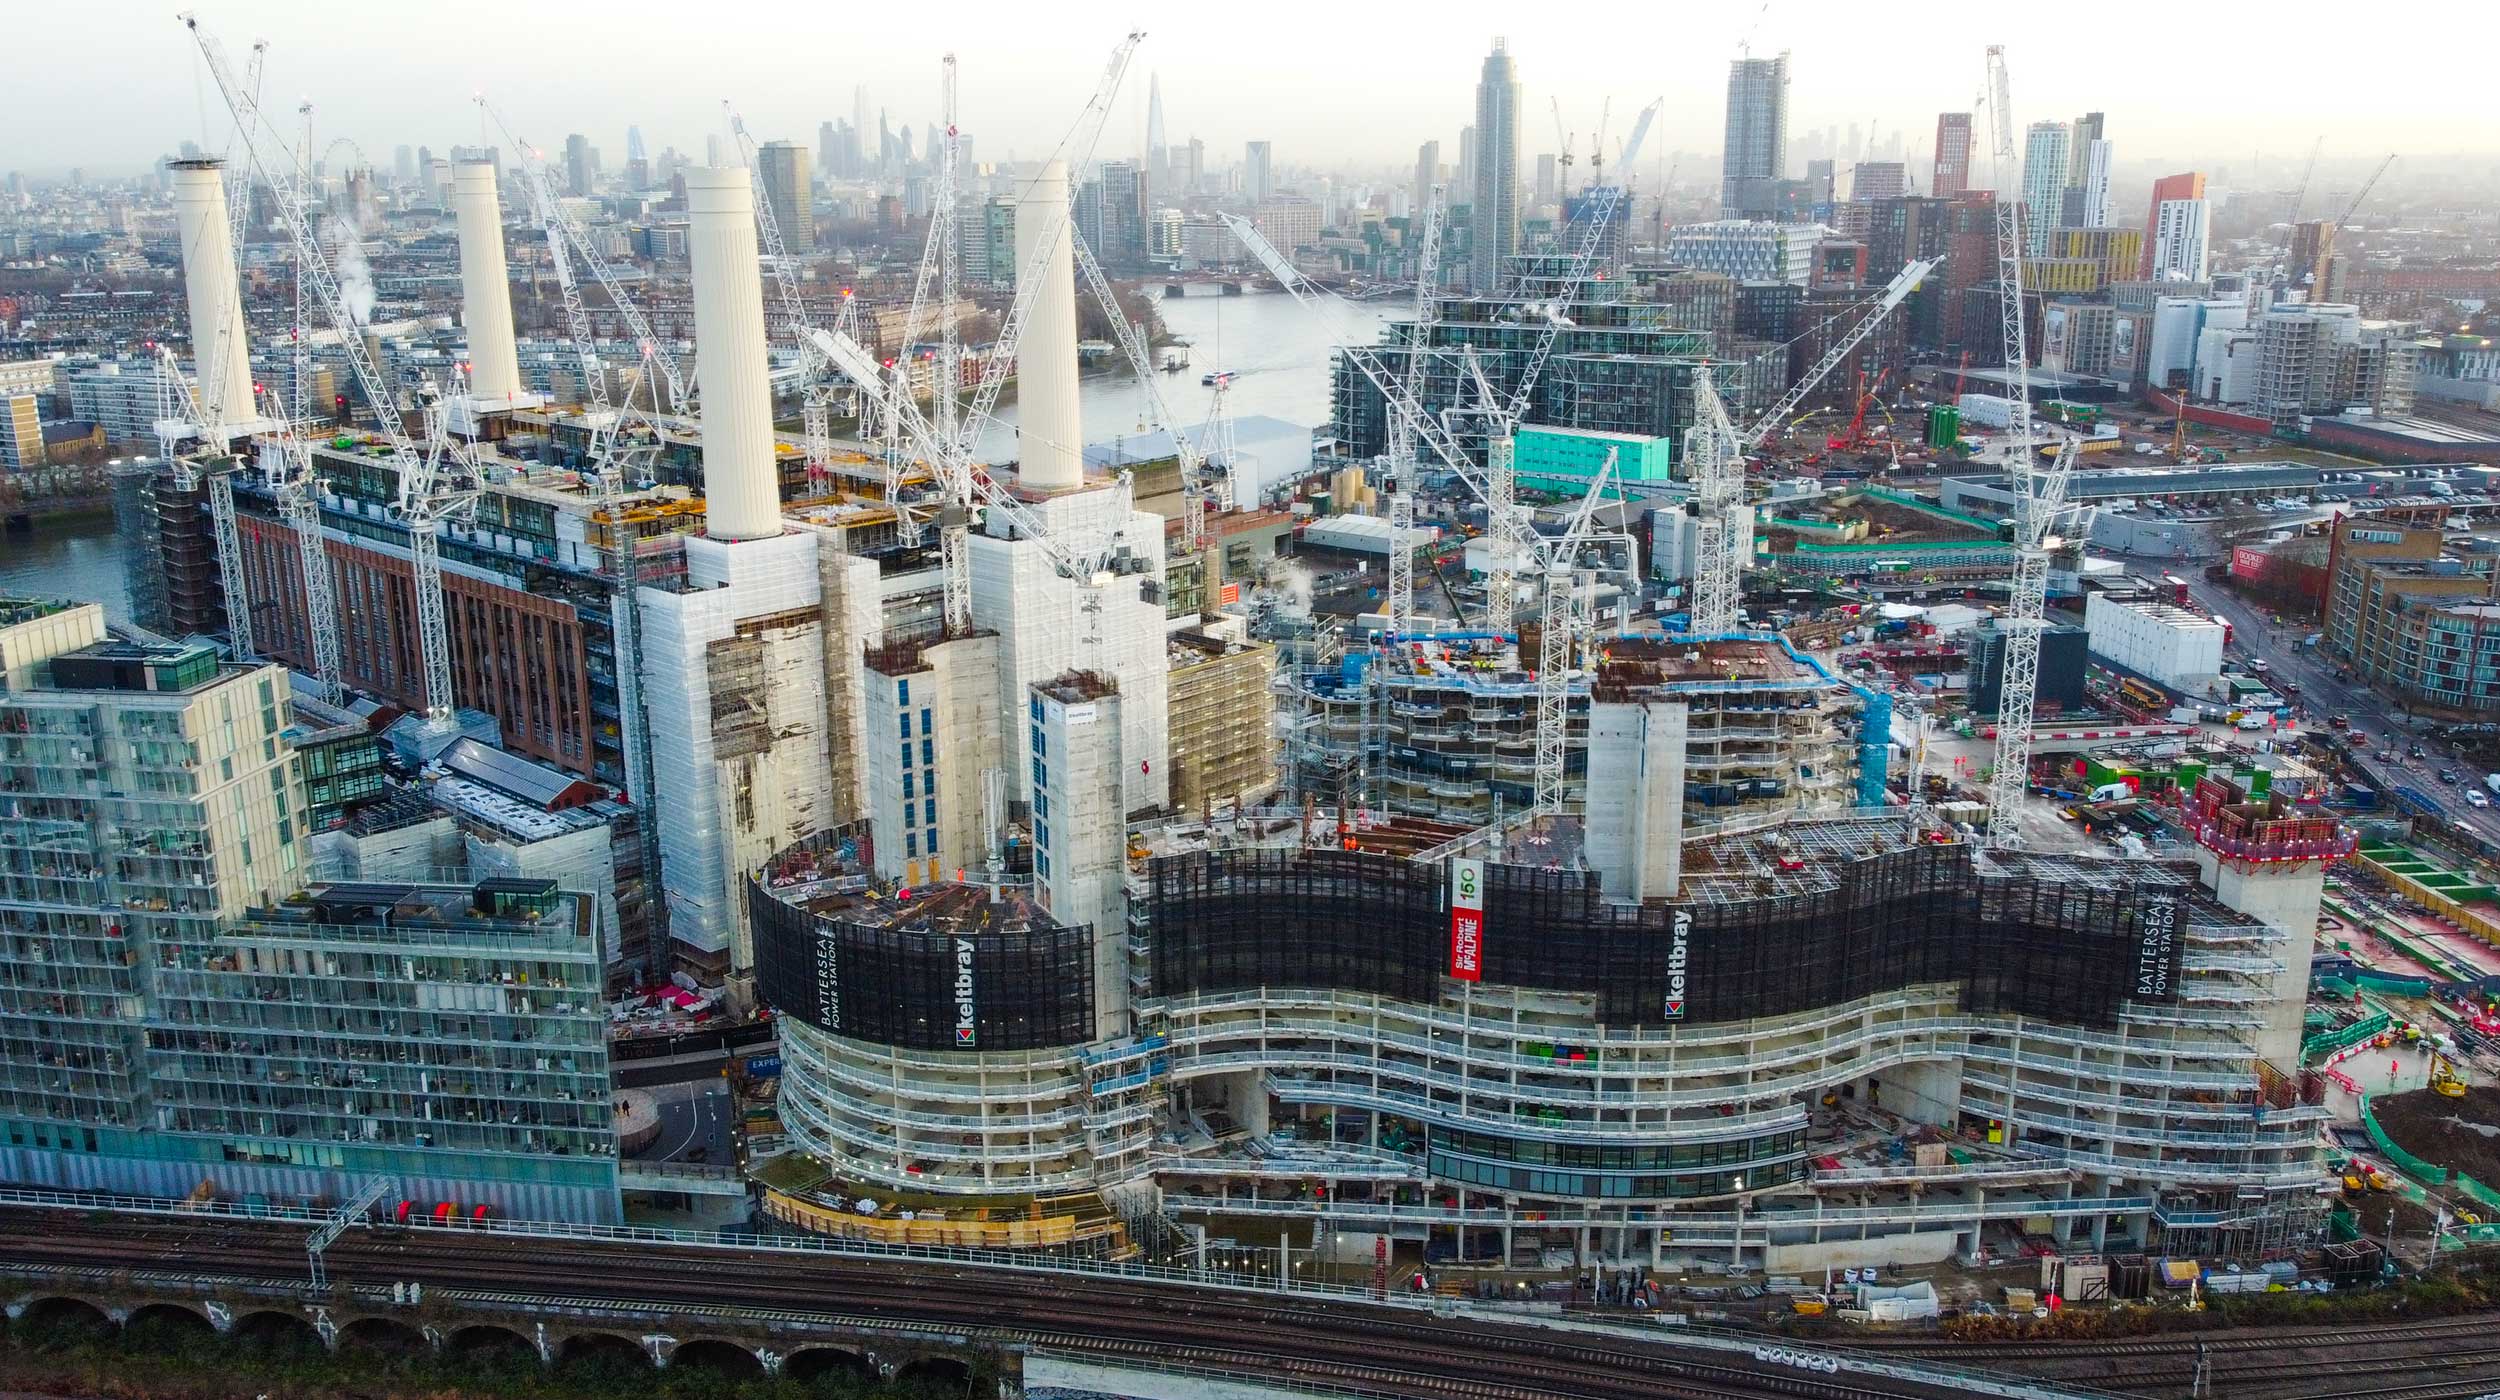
[1144,843,2185,1030]
[749,879,1096,1053]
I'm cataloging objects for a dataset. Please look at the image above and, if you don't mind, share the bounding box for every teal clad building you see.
[1513,426,1674,496]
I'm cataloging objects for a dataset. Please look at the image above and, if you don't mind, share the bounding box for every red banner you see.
[1448,858,1484,981]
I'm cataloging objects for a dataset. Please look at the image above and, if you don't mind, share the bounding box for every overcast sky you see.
[6,0,2486,184]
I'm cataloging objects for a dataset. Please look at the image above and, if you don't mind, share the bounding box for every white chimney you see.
[451,162,526,404]
[683,166,781,542]
[1014,159,1084,492]
[168,158,255,431]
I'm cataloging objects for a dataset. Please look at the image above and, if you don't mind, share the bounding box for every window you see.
[920,708,933,737]
[1030,695,1044,722]
[1032,726,1047,759]
[1037,821,1051,850]
[1033,757,1048,790]
[925,826,938,854]
[903,773,916,800]
[923,798,936,826]
[1036,851,1051,878]
[901,744,914,770]
[897,679,910,705]
[1033,793,1049,820]
[920,738,933,766]
[906,832,919,858]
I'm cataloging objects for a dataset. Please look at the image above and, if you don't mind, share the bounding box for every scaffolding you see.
[1166,631,1281,815]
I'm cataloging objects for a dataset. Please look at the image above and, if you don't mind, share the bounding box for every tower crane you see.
[1471,99,1663,626]
[812,32,1145,639]
[1531,454,1640,813]
[882,53,968,546]
[188,12,474,727]
[257,388,346,704]
[149,344,257,662]
[1979,44,2077,851]
[1667,255,1941,636]
[502,115,672,971]
[220,39,267,255]
[2284,135,2323,227]
[479,102,689,415]
[725,101,833,487]
[2307,153,2397,303]
[1386,186,1445,640]
[1070,224,1219,552]
[1549,100,1577,193]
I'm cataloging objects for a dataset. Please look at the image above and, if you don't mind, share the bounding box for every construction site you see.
[61,14,2374,1299]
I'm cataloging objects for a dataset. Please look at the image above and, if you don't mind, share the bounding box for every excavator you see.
[2432,1050,2470,1099]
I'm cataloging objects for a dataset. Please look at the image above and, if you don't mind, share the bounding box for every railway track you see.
[0,1208,1971,1400]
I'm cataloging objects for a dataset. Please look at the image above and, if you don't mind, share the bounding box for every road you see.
[2179,570,2500,845]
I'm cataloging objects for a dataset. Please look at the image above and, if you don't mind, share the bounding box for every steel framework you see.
[1385,186,1444,641]
[1978,45,2070,851]
[188,13,481,723]
[149,347,256,662]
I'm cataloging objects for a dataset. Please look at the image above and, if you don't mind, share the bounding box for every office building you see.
[2150,198,2210,283]
[1932,113,1972,197]
[757,141,814,252]
[1243,141,1273,203]
[1721,53,1791,216]
[1096,159,1147,269]
[1413,140,1441,226]
[1665,220,1825,286]
[2018,122,2071,257]
[1471,38,1523,293]
[633,166,879,992]
[2061,113,2106,226]
[860,632,1004,889]
[564,133,594,196]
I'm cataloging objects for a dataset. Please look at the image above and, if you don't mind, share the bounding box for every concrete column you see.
[450,162,526,403]
[1012,160,1083,492]
[683,166,782,542]
[168,159,255,430]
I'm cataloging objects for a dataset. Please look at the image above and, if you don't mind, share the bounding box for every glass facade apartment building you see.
[0,599,617,1221]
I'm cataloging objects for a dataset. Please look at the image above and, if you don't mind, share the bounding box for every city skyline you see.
[5,1,2490,181]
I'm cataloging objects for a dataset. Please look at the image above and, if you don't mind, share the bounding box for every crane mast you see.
[188,13,477,724]
[1386,186,1444,640]
[1681,256,1939,635]
[261,391,345,704]
[149,346,256,662]
[1531,456,1631,813]
[1980,44,2071,851]
[480,102,687,415]
[2307,152,2397,303]
[1070,226,1213,555]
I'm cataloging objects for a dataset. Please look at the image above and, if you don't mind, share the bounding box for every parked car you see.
[2439,769,2462,785]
